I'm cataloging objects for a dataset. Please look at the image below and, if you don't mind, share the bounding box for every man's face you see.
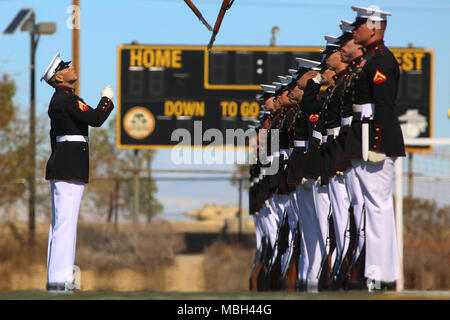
[55,65,78,83]
[352,22,373,45]
[264,96,276,112]
[279,90,291,107]
[325,51,341,71]
[288,81,304,103]
[340,39,362,63]
[272,95,281,110]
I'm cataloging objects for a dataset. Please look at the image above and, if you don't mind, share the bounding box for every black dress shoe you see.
[46,282,76,293]
[343,278,367,291]
[295,279,307,292]
[367,280,396,292]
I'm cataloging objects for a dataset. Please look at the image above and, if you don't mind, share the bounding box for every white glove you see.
[368,151,387,164]
[312,72,322,84]
[101,85,114,100]
[301,178,312,190]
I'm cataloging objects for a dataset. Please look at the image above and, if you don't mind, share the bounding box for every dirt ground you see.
[6,254,207,292]
[163,254,205,292]
[0,220,253,292]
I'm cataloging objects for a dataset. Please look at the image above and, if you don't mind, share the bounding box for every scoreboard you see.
[116,45,433,151]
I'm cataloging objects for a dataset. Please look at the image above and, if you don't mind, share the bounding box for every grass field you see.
[0,290,448,300]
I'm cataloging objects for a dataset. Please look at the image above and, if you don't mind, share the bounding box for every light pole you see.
[71,0,81,95]
[270,26,280,46]
[4,8,56,245]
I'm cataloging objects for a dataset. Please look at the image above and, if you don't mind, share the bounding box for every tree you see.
[403,197,450,289]
[135,149,163,223]
[0,74,28,216]
[0,74,15,128]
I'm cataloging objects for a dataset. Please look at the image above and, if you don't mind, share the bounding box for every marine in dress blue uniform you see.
[344,6,405,290]
[41,53,114,292]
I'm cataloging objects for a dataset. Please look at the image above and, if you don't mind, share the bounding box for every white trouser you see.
[270,194,285,225]
[310,180,332,291]
[259,204,279,250]
[295,183,312,283]
[328,174,352,273]
[47,180,85,284]
[289,189,300,218]
[279,194,298,276]
[296,180,328,292]
[269,194,286,266]
[352,158,400,282]
[253,214,263,252]
[344,168,366,263]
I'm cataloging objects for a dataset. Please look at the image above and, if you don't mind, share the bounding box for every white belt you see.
[341,116,353,126]
[294,140,308,148]
[353,103,375,119]
[312,130,322,141]
[326,127,341,137]
[56,135,88,143]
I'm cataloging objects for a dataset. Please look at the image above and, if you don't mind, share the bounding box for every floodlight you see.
[37,22,57,35]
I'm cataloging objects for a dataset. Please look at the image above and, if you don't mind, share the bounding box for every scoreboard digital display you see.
[116,45,433,151]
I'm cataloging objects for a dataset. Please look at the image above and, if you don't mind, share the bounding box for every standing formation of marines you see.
[249,6,405,292]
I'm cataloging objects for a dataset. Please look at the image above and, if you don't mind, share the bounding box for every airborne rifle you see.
[183,0,212,31]
[207,0,235,50]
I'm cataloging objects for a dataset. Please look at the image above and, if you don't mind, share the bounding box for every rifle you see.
[318,211,337,291]
[256,236,272,291]
[249,237,265,292]
[333,205,356,289]
[339,205,367,290]
[183,0,212,32]
[207,0,235,50]
[281,222,301,292]
[264,210,290,291]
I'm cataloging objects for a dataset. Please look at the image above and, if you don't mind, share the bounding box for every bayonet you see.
[184,0,212,32]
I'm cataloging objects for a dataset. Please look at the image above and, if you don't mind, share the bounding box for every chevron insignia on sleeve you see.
[308,114,319,123]
[78,100,88,112]
[373,69,387,84]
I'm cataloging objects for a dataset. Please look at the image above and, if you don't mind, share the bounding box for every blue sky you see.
[1,0,450,219]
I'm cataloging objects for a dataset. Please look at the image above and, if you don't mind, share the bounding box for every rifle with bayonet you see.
[207,0,235,50]
[256,236,273,291]
[281,222,301,292]
[264,210,289,291]
[318,212,337,291]
[183,0,212,31]
[249,233,265,291]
